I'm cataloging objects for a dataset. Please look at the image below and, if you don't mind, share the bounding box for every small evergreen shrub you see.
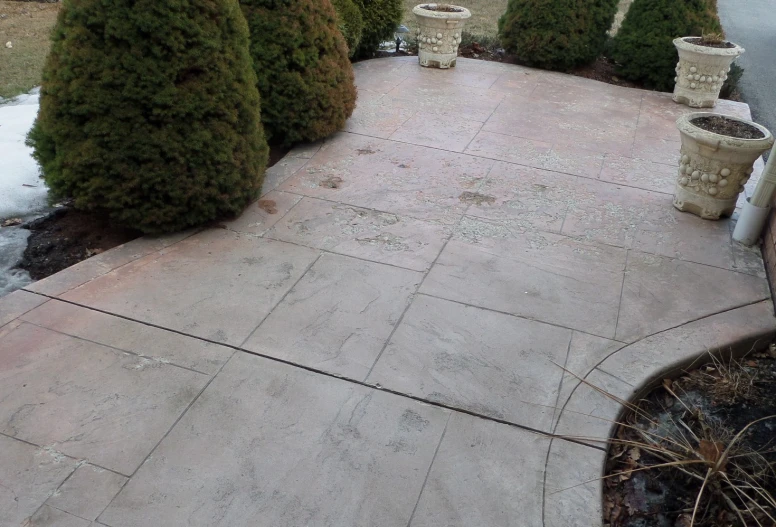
[241,0,357,145]
[353,0,402,59]
[611,0,724,91]
[27,0,269,234]
[498,0,620,71]
[332,0,364,57]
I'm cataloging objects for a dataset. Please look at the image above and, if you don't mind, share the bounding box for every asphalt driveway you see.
[719,0,776,140]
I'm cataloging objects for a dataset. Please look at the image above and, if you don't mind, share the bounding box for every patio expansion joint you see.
[0,428,133,523]
[14,318,217,377]
[95,349,239,526]
[405,412,452,527]
[19,292,603,451]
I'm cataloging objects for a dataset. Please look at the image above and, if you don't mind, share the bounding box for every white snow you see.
[0,89,48,219]
[0,89,47,297]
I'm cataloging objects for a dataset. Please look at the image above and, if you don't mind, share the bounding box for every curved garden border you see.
[542,299,776,526]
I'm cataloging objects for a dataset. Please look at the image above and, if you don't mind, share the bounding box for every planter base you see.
[673,186,736,220]
[672,92,716,109]
[419,55,457,69]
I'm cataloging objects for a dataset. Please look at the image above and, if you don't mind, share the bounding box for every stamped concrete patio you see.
[2,56,775,527]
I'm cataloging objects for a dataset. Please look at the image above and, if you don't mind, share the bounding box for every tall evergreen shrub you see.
[27,0,268,234]
[498,0,620,71]
[332,0,364,57]
[353,0,402,59]
[241,0,357,145]
[611,0,724,90]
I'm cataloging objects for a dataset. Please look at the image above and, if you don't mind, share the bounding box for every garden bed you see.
[603,350,776,527]
[10,145,289,283]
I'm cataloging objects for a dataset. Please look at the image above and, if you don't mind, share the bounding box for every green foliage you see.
[720,62,744,99]
[331,0,364,57]
[353,0,402,59]
[241,0,357,145]
[27,0,268,234]
[498,0,619,71]
[611,0,724,91]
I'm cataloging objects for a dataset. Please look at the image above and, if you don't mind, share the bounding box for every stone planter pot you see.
[674,112,773,219]
[673,37,744,108]
[413,4,471,69]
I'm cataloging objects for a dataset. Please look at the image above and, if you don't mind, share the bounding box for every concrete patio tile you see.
[731,235,767,277]
[223,191,302,236]
[631,135,682,165]
[561,178,736,268]
[20,300,234,375]
[279,133,493,224]
[99,352,449,527]
[632,210,735,269]
[397,62,501,89]
[616,251,770,342]
[265,197,450,272]
[0,323,209,475]
[601,300,776,387]
[46,464,127,521]
[367,295,571,430]
[409,413,548,527]
[0,289,47,327]
[466,130,607,179]
[243,253,421,380]
[260,156,309,195]
[286,140,324,159]
[540,142,608,178]
[61,229,319,346]
[489,67,544,94]
[345,95,416,138]
[465,162,567,233]
[389,111,483,152]
[0,435,78,526]
[554,331,625,428]
[421,230,626,338]
[464,130,553,167]
[543,439,605,527]
[598,153,678,194]
[553,367,634,447]
[384,77,505,122]
[25,231,194,297]
[28,505,91,527]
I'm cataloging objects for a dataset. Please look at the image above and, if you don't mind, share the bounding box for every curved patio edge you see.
[543,298,776,527]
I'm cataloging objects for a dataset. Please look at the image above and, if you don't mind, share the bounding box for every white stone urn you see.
[673,37,744,108]
[413,4,471,69]
[674,113,773,219]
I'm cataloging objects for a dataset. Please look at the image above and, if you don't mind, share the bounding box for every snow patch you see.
[0,89,48,218]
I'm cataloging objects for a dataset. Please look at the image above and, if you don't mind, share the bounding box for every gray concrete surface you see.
[719,0,776,136]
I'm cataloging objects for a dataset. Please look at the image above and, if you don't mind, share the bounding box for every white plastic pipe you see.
[733,198,770,246]
[733,144,776,245]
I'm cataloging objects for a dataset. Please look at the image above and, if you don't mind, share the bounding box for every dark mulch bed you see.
[16,206,141,279]
[604,350,776,527]
[691,115,765,139]
[11,144,289,282]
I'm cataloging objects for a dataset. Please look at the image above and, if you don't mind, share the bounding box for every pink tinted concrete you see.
[3,57,773,527]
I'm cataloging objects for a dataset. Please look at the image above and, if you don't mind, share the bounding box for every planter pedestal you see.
[413,4,471,69]
[673,112,773,219]
[673,37,744,108]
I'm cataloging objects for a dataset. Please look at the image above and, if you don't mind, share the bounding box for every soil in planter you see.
[603,350,776,527]
[685,37,736,49]
[691,115,765,139]
[420,4,464,12]
[12,144,290,282]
